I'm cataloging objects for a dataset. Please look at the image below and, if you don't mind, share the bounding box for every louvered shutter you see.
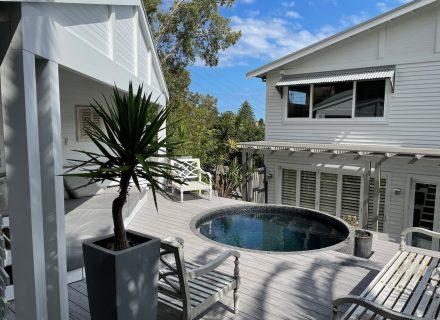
[300,171,317,209]
[281,169,297,206]
[319,172,338,215]
[341,175,361,223]
[77,106,102,141]
[367,178,387,232]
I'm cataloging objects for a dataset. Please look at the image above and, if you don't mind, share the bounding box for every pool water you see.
[197,211,347,252]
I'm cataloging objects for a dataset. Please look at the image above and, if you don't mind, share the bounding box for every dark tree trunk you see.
[112,172,131,250]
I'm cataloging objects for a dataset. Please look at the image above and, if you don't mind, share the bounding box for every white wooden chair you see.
[170,158,212,203]
[158,237,240,320]
[332,227,440,319]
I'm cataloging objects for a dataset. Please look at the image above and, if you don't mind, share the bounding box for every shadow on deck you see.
[5,192,399,319]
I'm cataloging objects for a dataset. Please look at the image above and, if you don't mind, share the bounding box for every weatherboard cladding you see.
[275,67,395,86]
[264,61,440,149]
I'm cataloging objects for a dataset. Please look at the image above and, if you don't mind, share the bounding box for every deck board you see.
[5,192,405,319]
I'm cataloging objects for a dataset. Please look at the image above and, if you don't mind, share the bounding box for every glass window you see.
[355,80,385,117]
[287,86,310,118]
[313,82,353,118]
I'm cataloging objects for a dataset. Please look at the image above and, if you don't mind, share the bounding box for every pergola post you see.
[371,162,381,232]
[1,49,49,319]
[241,151,248,201]
[361,162,371,230]
[36,59,68,320]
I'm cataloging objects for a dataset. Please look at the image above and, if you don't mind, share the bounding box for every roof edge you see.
[246,0,437,79]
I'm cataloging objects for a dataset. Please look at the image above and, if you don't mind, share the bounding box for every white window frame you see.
[283,79,391,124]
[76,106,103,142]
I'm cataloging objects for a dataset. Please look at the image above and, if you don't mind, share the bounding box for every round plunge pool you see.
[190,205,354,254]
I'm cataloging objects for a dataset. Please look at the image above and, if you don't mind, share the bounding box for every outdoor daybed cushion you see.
[64,176,106,198]
[65,186,146,271]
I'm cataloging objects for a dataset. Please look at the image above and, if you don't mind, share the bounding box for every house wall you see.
[59,68,114,165]
[264,2,440,148]
[263,151,440,241]
[20,2,165,103]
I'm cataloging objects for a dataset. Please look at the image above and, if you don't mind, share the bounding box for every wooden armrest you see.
[332,295,429,320]
[186,250,240,280]
[400,227,440,250]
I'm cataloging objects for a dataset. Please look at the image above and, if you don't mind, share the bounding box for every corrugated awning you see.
[275,67,395,87]
[238,141,440,160]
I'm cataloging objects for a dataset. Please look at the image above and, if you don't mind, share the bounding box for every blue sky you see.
[188,0,411,119]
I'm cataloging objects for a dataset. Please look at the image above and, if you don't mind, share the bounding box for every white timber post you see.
[36,59,69,320]
[371,161,381,232]
[361,161,371,230]
[1,49,48,319]
[247,153,253,203]
[241,151,248,201]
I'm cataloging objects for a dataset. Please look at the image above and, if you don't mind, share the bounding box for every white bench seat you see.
[172,181,212,193]
[333,227,440,320]
[170,158,212,203]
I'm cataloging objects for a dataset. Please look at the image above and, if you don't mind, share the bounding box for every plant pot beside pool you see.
[354,229,373,259]
[83,230,161,320]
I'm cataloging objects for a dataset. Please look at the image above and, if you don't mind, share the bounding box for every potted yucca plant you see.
[66,83,183,320]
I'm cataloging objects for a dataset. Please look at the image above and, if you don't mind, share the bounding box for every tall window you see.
[355,80,385,117]
[313,83,353,119]
[287,85,310,118]
[286,79,386,119]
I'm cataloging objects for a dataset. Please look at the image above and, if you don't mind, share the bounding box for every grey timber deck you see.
[5,192,407,319]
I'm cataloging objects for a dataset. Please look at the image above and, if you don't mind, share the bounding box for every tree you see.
[145,0,241,69]
[237,100,257,142]
[144,0,241,163]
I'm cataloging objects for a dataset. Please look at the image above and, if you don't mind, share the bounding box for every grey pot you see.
[83,230,161,320]
[354,229,373,259]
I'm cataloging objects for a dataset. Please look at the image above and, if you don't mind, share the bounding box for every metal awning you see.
[238,141,440,160]
[276,67,395,87]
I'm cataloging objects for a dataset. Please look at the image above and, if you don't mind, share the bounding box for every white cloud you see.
[217,16,336,67]
[247,10,260,17]
[286,10,301,19]
[339,12,369,28]
[240,0,255,3]
[281,1,296,7]
[376,2,391,12]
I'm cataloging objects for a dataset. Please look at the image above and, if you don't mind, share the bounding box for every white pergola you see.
[0,1,168,319]
[239,140,440,231]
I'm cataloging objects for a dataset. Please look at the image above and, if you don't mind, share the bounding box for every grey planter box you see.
[83,230,160,320]
[354,229,373,259]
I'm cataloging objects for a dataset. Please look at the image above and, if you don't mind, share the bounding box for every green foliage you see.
[145,0,241,69]
[65,83,183,250]
[144,0,241,167]
[214,157,241,198]
[237,100,265,142]
[168,93,218,164]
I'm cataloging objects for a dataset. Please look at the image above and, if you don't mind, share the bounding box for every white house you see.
[241,0,440,252]
[0,1,168,319]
